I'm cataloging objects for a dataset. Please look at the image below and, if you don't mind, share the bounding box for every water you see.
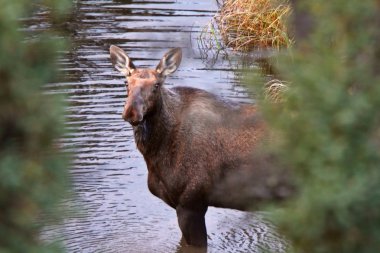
[36,0,287,252]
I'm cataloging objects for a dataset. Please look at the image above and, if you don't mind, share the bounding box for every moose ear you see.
[110,45,136,76]
[156,48,182,76]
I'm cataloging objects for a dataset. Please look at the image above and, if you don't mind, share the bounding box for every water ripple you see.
[37,0,287,252]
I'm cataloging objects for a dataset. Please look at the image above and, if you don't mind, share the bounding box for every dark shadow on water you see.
[176,238,207,253]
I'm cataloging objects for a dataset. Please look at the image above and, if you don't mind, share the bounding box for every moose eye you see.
[124,80,128,87]
[154,83,160,89]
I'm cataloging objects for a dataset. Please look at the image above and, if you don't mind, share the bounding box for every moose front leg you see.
[176,205,208,247]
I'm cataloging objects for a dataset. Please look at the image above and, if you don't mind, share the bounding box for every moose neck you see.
[133,87,180,155]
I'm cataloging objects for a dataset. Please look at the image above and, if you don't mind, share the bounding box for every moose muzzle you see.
[122,98,144,126]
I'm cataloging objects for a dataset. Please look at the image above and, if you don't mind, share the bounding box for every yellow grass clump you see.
[216,0,292,51]
[264,79,289,103]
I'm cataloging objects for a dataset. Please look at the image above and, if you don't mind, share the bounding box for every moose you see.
[109,45,292,248]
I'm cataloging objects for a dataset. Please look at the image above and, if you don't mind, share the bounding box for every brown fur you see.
[132,85,267,246]
[109,46,293,248]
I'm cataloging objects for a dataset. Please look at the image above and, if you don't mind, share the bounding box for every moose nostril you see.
[122,107,131,121]
[122,107,140,123]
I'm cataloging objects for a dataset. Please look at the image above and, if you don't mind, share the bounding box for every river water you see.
[38,0,287,252]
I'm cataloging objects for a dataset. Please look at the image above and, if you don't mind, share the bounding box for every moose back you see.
[110,45,273,247]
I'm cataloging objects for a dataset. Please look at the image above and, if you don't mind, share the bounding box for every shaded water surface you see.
[39,0,287,252]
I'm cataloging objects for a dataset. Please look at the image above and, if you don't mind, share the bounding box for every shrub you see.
[255,0,380,252]
[0,0,70,252]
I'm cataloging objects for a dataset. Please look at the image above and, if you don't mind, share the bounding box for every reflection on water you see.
[34,0,287,252]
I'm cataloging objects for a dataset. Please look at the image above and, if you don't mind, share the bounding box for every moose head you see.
[109,45,182,126]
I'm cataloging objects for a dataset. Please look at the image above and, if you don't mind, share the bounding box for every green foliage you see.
[0,0,70,252]
[255,1,380,252]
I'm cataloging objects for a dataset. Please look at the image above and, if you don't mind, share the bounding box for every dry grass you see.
[216,0,292,51]
[197,20,228,65]
[264,79,289,103]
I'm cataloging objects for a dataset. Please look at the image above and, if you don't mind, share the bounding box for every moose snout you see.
[122,101,144,126]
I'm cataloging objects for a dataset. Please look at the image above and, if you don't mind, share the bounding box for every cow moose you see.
[109,45,291,248]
